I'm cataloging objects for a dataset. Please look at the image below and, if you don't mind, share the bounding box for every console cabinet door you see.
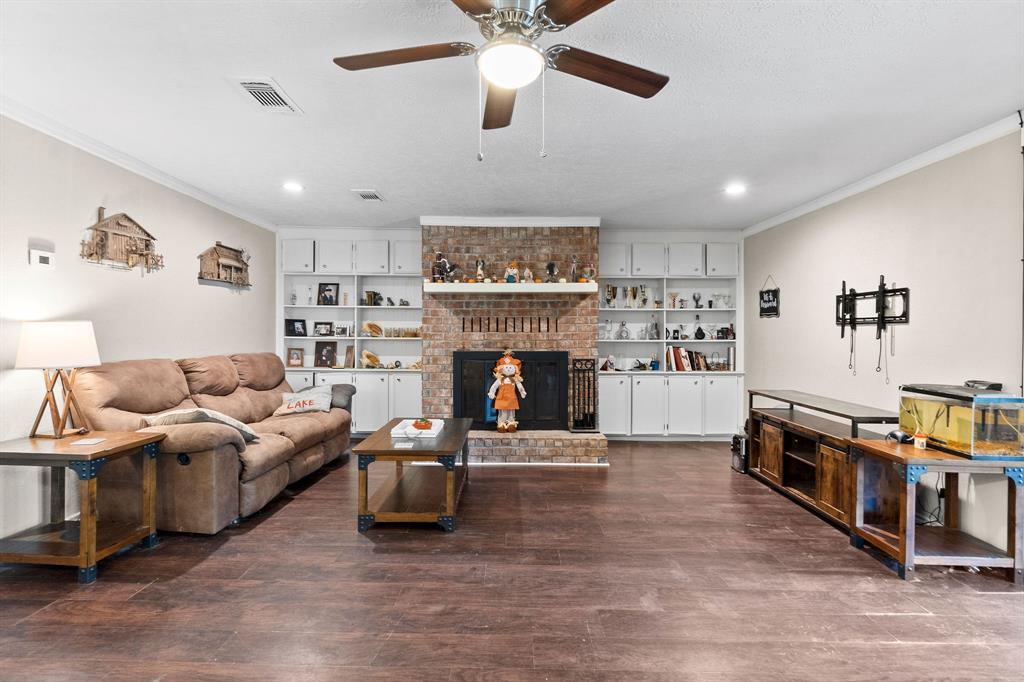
[760,423,783,483]
[631,243,666,276]
[599,243,629,276]
[630,376,666,435]
[706,242,738,277]
[816,444,849,524]
[703,375,739,434]
[667,376,703,435]
[282,239,314,273]
[355,240,389,274]
[391,240,421,275]
[352,373,389,432]
[315,371,354,387]
[390,374,422,419]
[285,370,314,390]
[316,239,353,273]
[598,375,630,435]
[667,243,705,277]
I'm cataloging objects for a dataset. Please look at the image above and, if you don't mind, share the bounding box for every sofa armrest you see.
[139,423,246,454]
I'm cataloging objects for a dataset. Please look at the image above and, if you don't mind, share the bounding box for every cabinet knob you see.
[711,267,717,272]
[709,380,714,385]
[694,380,699,385]
[396,377,401,383]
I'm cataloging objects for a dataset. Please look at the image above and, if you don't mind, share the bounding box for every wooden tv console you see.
[747,390,899,528]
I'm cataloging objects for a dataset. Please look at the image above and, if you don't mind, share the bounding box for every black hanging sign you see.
[759,288,780,318]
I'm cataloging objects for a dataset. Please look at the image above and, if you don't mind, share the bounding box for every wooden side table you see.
[0,431,165,583]
[849,439,1023,584]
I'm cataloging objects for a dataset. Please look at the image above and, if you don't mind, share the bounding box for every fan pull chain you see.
[477,72,484,162]
[540,68,548,158]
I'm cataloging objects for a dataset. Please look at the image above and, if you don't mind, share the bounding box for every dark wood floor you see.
[2,441,1022,680]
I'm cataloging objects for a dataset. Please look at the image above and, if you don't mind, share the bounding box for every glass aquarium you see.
[899,384,1024,459]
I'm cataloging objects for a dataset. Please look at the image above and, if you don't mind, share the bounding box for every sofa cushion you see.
[231,353,285,391]
[272,391,331,417]
[298,408,352,440]
[239,464,289,518]
[77,359,194,431]
[241,381,291,423]
[250,414,324,451]
[287,444,325,484]
[238,433,294,482]
[143,408,258,442]
[192,390,256,424]
[139,422,247,454]
[177,356,240,396]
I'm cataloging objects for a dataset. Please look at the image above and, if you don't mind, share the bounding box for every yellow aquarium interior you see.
[899,394,1024,458]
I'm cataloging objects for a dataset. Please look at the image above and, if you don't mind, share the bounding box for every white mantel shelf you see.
[423,282,598,294]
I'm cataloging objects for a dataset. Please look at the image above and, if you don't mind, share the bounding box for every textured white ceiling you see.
[1,0,1022,230]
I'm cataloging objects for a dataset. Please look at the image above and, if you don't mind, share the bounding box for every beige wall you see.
[0,116,276,535]
[744,132,1023,549]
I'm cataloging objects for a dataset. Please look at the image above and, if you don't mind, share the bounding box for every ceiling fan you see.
[333,0,669,130]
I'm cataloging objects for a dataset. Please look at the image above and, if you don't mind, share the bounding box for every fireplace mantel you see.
[423,282,598,294]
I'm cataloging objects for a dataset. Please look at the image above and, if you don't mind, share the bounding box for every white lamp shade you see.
[15,321,101,369]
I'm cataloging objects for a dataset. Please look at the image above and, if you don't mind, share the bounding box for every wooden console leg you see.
[944,472,960,529]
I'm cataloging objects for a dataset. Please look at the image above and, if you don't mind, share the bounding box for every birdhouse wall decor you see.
[79,206,164,273]
[197,241,252,288]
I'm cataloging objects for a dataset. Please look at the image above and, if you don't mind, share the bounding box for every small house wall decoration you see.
[197,241,251,287]
[79,206,164,273]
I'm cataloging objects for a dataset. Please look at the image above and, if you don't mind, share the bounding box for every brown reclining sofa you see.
[75,352,350,534]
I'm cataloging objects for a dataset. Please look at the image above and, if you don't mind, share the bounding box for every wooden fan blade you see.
[334,42,474,71]
[543,0,617,26]
[546,45,669,98]
[482,86,516,129]
[450,0,494,13]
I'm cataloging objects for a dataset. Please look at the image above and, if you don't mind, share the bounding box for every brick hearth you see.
[421,224,608,464]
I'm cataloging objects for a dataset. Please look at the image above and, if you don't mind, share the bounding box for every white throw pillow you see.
[273,391,331,416]
[144,407,259,442]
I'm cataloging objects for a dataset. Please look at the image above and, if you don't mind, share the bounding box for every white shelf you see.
[357,305,421,310]
[666,308,736,312]
[285,367,421,374]
[359,337,422,341]
[599,307,662,312]
[600,339,735,343]
[423,282,598,294]
[600,370,744,376]
[283,271,356,276]
[285,305,355,309]
[598,339,665,343]
[284,336,356,340]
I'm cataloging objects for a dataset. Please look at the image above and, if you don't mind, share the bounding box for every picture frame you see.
[343,345,355,369]
[313,321,334,337]
[317,283,339,306]
[314,341,338,368]
[333,322,351,338]
[286,348,304,368]
[284,318,307,337]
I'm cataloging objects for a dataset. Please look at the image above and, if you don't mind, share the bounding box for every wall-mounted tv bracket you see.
[836,275,909,381]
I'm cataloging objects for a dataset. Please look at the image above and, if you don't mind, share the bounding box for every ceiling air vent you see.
[351,189,385,202]
[233,78,301,114]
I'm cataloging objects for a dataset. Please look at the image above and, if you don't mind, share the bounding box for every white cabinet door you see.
[315,371,354,387]
[706,243,738,277]
[630,376,666,435]
[704,375,739,434]
[391,240,421,275]
[389,373,422,419]
[667,243,705,277]
[599,243,629,277]
[316,239,353,273]
[282,239,314,273]
[598,375,630,435]
[631,243,666,276]
[355,240,390,274]
[352,373,390,432]
[285,371,315,390]
[667,376,704,435]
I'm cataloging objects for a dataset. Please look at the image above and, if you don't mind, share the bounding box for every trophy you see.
[605,284,617,308]
[692,292,703,309]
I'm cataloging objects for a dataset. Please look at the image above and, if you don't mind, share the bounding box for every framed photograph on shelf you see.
[286,348,304,368]
[317,283,339,306]
[333,322,351,338]
[314,341,338,368]
[343,345,355,369]
[313,321,334,337]
[285,319,307,337]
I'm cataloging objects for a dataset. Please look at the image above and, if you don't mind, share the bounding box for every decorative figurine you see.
[290,287,298,305]
[605,284,617,308]
[487,350,527,433]
[693,292,703,309]
[433,252,458,282]
[522,265,533,282]
[626,286,638,308]
[694,314,706,340]
[399,298,410,306]
[648,314,660,340]
[475,259,486,281]
[672,329,680,340]
[545,262,559,283]
[668,292,679,309]
[569,255,579,283]
[386,296,395,307]
[305,286,313,305]
[639,285,649,308]
[582,263,597,281]
[615,320,632,340]
[504,259,521,283]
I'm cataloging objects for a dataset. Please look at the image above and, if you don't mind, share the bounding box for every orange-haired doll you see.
[487,350,527,433]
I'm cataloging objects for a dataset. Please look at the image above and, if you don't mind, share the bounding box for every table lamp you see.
[15,320,101,438]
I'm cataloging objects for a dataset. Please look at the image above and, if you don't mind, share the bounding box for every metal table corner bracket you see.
[77,565,98,584]
[358,514,375,533]
[437,455,456,470]
[358,454,376,470]
[438,515,455,532]
[1006,467,1024,487]
[143,442,160,458]
[69,457,107,480]
[894,462,928,485]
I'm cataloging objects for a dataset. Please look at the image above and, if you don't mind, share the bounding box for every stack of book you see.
[665,346,735,372]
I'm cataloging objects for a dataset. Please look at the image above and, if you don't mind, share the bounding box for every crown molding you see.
[1,97,278,232]
[420,216,601,227]
[742,113,1023,239]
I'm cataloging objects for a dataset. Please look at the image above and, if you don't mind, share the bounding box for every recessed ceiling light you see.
[724,182,747,196]
[282,181,304,193]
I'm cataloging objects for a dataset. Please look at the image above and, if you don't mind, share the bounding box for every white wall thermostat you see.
[29,248,55,268]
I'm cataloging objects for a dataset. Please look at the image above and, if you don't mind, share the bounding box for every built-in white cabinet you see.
[706,243,738,277]
[631,243,666,276]
[599,243,629,276]
[389,373,422,418]
[667,243,705,277]
[391,240,421,275]
[598,375,631,435]
[315,371,354,387]
[282,239,314,273]
[316,239,354,274]
[703,375,740,434]
[285,370,315,390]
[354,240,390,274]
[630,376,667,434]
[667,376,703,435]
[352,373,390,433]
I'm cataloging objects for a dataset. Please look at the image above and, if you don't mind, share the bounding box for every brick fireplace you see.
[421,223,608,464]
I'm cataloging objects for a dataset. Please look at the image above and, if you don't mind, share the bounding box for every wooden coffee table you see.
[353,417,472,533]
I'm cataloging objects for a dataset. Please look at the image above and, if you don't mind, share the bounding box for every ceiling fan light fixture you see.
[476,33,545,90]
